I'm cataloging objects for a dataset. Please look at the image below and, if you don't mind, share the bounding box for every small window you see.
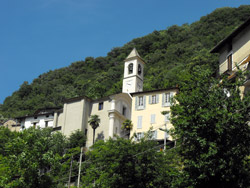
[165,112,170,122]
[138,96,143,106]
[136,132,144,141]
[122,106,126,116]
[34,116,37,119]
[137,116,142,129]
[128,63,133,74]
[152,95,156,104]
[45,121,48,127]
[150,114,156,124]
[162,92,174,107]
[150,130,157,139]
[98,102,103,110]
[85,129,88,136]
[46,115,49,118]
[136,96,146,110]
[165,93,170,103]
[138,64,142,75]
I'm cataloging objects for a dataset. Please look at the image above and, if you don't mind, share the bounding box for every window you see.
[46,115,49,118]
[34,116,37,119]
[98,102,103,110]
[151,114,156,124]
[135,96,146,110]
[150,130,157,139]
[135,132,144,141]
[165,112,170,122]
[137,116,142,129]
[162,92,174,107]
[45,121,48,127]
[122,106,126,116]
[165,93,170,103]
[138,64,142,75]
[227,53,232,71]
[128,63,133,74]
[152,95,156,104]
[149,94,159,104]
[139,96,143,106]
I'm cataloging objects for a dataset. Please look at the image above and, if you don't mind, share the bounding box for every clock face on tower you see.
[126,80,132,88]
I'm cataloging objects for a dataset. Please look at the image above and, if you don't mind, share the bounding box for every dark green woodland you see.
[1,5,250,118]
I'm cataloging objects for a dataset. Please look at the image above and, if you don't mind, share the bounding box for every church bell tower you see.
[122,48,145,93]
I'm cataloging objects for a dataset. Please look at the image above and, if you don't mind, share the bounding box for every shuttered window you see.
[137,116,142,129]
[150,114,156,124]
[165,112,170,122]
[162,92,174,107]
[135,96,146,110]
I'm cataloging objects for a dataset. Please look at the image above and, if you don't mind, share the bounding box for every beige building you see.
[54,93,131,147]
[211,16,250,95]
[130,88,178,144]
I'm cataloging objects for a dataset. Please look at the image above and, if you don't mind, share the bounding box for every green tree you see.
[121,119,133,139]
[171,65,250,188]
[88,115,100,145]
[81,135,182,188]
[0,128,67,188]
[67,129,87,148]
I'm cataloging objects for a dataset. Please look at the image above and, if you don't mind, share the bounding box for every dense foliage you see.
[0,128,87,188]
[171,65,250,188]
[1,5,250,118]
[81,134,182,188]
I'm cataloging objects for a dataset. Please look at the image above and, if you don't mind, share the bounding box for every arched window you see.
[138,64,142,75]
[128,63,133,74]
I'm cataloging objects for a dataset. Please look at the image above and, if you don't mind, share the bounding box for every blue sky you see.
[0,0,249,103]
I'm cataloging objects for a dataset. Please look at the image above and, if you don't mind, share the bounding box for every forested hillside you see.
[1,5,250,118]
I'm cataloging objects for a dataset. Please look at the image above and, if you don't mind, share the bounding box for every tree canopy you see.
[171,65,250,188]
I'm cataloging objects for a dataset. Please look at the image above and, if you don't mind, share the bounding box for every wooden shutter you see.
[156,94,159,104]
[165,113,170,122]
[162,94,165,107]
[150,114,155,124]
[135,96,138,110]
[137,116,142,129]
[170,92,174,106]
[154,130,157,139]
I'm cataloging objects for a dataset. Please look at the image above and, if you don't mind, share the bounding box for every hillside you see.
[1,5,250,118]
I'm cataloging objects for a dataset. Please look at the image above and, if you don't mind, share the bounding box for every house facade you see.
[211,16,250,95]
[17,108,59,130]
[53,93,131,147]
[2,119,20,132]
[130,88,178,143]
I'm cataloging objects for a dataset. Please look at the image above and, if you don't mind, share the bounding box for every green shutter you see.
[162,94,165,107]
[135,96,138,110]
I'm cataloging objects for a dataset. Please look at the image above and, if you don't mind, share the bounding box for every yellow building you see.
[130,88,178,144]
[211,16,250,95]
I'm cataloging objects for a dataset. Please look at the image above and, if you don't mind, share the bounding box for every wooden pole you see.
[77,147,84,188]
[68,155,73,188]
